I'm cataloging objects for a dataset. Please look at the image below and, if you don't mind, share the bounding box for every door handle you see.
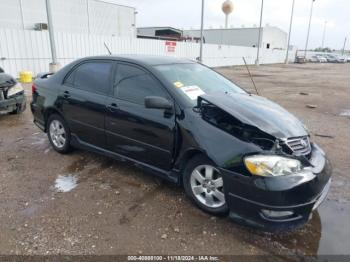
[107,103,118,112]
[63,91,70,98]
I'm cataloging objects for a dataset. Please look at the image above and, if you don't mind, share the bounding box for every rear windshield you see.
[154,63,245,106]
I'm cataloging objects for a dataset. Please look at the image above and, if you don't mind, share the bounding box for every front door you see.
[105,62,175,171]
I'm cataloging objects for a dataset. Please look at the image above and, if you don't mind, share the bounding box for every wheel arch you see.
[44,107,65,132]
[176,148,213,182]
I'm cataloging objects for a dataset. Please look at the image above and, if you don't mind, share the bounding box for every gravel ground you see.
[0,63,349,258]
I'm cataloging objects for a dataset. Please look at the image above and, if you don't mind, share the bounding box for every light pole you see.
[256,0,264,66]
[19,0,25,30]
[86,0,91,34]
[321,21,327,49]
[199,0,205,63]
[45,0,60,72]
[46,0,60,73]
[304,0,315,58]
[342,36,348,56]
[285,0,295,64]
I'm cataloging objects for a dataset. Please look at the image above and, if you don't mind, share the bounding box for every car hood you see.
[0,73,16,89]
[199,93,308,139]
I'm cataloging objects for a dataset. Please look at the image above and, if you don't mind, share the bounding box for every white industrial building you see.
[184,26,288,50]
[0,0,136,37]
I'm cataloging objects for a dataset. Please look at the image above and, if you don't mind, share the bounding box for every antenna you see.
[104,42,112,55]
[242,57,259,95]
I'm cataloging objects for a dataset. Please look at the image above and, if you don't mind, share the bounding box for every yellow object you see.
[19,71,33,83]
[245,161,260,176]
[174,81,184,88]
[245,161,270,177]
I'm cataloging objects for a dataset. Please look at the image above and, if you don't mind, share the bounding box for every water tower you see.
[222,0,234,29]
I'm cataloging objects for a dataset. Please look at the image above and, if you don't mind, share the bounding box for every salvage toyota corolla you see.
[31,55,332,230]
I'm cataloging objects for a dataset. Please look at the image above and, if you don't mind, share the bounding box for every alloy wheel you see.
[190,165,225,208]
[49,120,66,149]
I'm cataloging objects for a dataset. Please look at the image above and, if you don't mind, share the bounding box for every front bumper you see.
[220,145,332,231]
[0,93,26,114]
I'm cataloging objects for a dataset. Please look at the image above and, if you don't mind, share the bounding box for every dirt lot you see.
[1,63,349,258]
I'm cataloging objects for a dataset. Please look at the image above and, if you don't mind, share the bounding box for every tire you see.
[183,155,229,215]
[47,114,72,154]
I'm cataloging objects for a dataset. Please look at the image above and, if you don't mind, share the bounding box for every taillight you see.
[32,83,37,94]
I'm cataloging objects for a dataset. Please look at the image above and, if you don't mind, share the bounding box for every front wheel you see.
[183,155,228,215]
[47,114,72,154]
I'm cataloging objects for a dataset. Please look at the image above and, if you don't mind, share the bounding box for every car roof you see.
[80,55,196,67]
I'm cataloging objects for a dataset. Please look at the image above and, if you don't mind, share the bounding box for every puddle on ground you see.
[262,199,350,256]
[340,110,350,117]
[53,175,78,193]
[30,132,49,150]
[316,200,350,255]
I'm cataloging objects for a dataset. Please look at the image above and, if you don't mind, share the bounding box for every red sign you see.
[165,41,177,52]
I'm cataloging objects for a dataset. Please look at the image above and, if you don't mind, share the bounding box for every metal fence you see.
[0,28,296,77]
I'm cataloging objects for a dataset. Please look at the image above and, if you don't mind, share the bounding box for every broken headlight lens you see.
[244,155,302,177]
[7,83,24,98]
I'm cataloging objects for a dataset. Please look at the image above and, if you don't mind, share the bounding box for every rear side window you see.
[64,61,113,95]
[114,64,169,105]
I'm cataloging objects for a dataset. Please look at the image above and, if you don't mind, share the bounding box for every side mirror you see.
[145,96,173,110]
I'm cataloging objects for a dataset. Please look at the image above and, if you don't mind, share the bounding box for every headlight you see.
[7,83,24,98]
[244,155,302,177]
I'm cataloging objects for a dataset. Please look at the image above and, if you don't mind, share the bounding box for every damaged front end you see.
[195,93,332,231]
[198,96,276,151]
[0,72,26,115]
[197,94,312,161]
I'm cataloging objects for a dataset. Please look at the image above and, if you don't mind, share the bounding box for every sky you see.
[107,0,349,50]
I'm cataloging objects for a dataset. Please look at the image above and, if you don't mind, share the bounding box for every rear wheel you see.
[183,155,228,215]
[47,114,71,154]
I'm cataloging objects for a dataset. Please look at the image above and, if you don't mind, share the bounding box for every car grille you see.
[0,90,4,101]
[282,136,311,156]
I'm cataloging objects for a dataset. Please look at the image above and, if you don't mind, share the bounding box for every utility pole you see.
[199,0,205,63]
[19,0,25,30]
[285,0,295,64]
[342,36,347,56]
[321,21,327,48]
[256,0,264,66]
[45,0,60,72]
[86,0,91,34]
[304,0,315,58]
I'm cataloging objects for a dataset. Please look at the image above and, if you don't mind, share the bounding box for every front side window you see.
[65,61,113,95]
[115,64,169,105]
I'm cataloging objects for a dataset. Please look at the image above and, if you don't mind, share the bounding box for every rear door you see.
[60,60,113,148]
[105,62,176,170]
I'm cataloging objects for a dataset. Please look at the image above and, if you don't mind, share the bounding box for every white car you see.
[316,55,327,63]
[309,56,319,63]
[310,55,327,63]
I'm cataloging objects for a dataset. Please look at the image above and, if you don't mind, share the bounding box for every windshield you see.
[154,63,245,106]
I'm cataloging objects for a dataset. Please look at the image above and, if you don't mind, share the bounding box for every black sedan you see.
[31,55,332,231]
